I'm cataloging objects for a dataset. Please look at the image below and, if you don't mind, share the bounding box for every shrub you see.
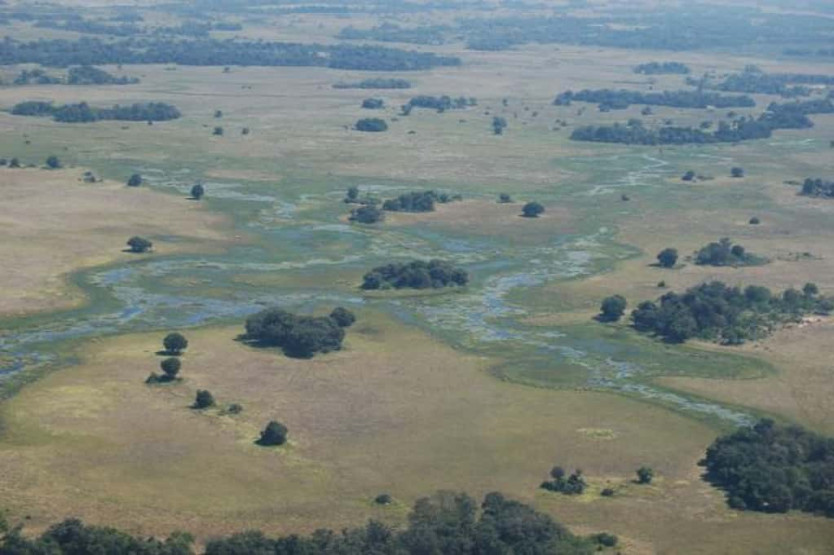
[225,403,243,415]
[361,98,385,109]
[498,193,512,203]
[600,488,615,497]
[9,158,21,168]
[731,166,745,178]
[374,493,392,505]
[521,201,544,218]
[213,126,224,136]
[127,173,142,187]
[695,238,763,267]
[382,190,448,212]
[193,390,215,409]
[636,466,654,484]
[540,468,587,495]
[45,155,61,169]
[591,533,618,547]
[329,307,356,328]
[190,183,205,200]
[749,216,760,224]
[657,247,678,268]
[349,204,384,224]
[258,420,288,446]
[355,118,388,132]
[599,295,627,322]
[126,236,152,253]
[163,332,188,355]
[682,170,696,181]
[160,357,181,380]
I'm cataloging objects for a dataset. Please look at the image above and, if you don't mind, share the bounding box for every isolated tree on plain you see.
[599,295,627,322]
[193,390,215,409]
[258,420,288,446]
[521,201,544,218]
[330,307,356,328]
[190,183,205,200]
[126,236,152,253]
[492,116,507,135]
[345,186,359,203]
[731,167,745,178]
[681,170,695,181]
[636,466,654,484]
[213,126,224,136]
[45,155,61,169]
[498,193,512,203]
[127,173,142,187]
[657,248,678,268]
[9,158,20,168]
[214,110,223,118]
[163,332,188,355]
[160,357,181,381]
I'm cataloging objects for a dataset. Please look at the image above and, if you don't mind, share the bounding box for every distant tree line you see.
[362,260,469,290]
[12,65,139,86]
[570,98,834,145]
[800,177,834,198]
[694,238,765,267]
[633,61,691,74]
[333,78,412,89]
[0,38,461,72]
[403,95,476,113]
[631,280,832,344]
[11,101,181,123]
[243,307,355,358]
[702,419,834,517]
[381,190,460,213]
[0,491,612,554]
[691,66,834,98]
[553,89,755,110]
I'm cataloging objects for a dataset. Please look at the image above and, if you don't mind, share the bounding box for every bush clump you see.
[694,238,764,267]
[355,117,388,132]
[257,420,288,446]
[244,308,350,358]
[702,419,834,516]
[540,466,587,495]
[361,260,468,290]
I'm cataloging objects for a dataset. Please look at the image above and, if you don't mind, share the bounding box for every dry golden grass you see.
[0,167,233,317]
[1,313,832,553]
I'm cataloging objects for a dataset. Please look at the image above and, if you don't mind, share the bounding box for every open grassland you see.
[1,312,833,553]
[0,167,233,317]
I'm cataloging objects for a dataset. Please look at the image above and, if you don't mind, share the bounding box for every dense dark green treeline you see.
[0,38,460,71]
[11,101,181,122]
[362,260,469,290]
[554,89,755,110]
[0,492,606,554]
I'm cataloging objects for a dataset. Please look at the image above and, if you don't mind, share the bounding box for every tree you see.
[521,201,544,218]
[241,127,250,135]
[345,186,359,202]
[160,357,181,380]
[193,390,215,409]
[599,295,627,322]
[374,493,392,505]
[749,216,760,225]
[244,308,347,358]
[731,166,745,178]
[126,173,142,187]
[803,282,819,296]
[682,170,696,181]
[190,183,205,200]
[492,116,507,135]
[330,307,356,328]
[9,157,20,168]
[657,248,678,268]
[45,155,61,169]
[258,420,288,446]
[126,236,152,253]
[213,126,224,136]
[361,98,385,109]
[214,110,223,118]
[636,466,654,484]
[498,193,512,203]
[163,332,188,355]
